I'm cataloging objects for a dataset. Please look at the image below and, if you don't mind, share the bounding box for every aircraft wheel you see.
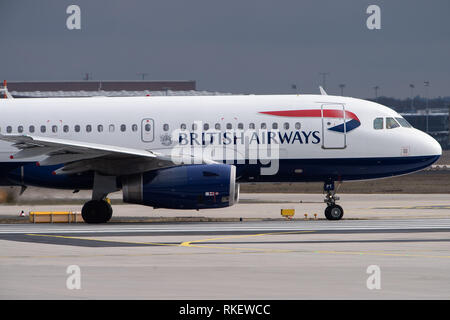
[325,204,344,221]
[82,200,113,223]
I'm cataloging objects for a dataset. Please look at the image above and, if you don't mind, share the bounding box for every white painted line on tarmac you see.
[1,218,450,234]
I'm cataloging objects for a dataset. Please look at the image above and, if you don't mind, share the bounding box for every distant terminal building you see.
[401,108,450,149]
[7,80,196,92]
[2,80,230,98]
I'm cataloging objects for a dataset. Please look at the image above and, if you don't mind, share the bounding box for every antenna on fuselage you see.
[319,86,328,96]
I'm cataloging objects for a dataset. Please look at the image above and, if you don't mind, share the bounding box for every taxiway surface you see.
[1,216,450,299]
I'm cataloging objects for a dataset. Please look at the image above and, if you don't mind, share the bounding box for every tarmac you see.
[0,193,450,299]
[1,192,450,221]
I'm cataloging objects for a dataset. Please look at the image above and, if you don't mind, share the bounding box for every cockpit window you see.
[395,117,412,128]
[373,118,383,130]
[386,117,400,129]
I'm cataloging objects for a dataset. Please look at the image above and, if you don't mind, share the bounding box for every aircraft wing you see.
[0,134,209,176]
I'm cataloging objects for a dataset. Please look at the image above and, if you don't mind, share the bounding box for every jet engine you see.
[122,164,238,209]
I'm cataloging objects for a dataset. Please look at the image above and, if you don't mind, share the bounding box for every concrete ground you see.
[1,222,450,300]
[1,193,449,221]
[0,193,450,300]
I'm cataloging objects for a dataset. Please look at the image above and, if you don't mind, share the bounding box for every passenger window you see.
[249,123,255,130]
[238,123,244,130]
[283,122,289,130]
[6,126,12,133]
[145,123,151,132]
[29,125,35,133]
[86,125,92,133]
[226,123,232,130]
[132,124,138,132]
[18,126,23,133]
[386,117,400,129]
[63,125,69,133]
[74,125,80,133]
[215,123,221,130]
[52,125,58,133]
[192,123,197,131]
[109,124,115,132]
[40,125,46,133]
[120,124,126,132]
[97,125,103,132]
[261,123,267,129]
[180,123,186,130]
[163,124,169,131]
[295,122,301,130]
[203,123,209,131]
[373,118,383,130]
[272,122,278,129]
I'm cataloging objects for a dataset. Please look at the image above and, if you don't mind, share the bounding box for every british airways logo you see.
[178,130,321,145]
[176,109,360,147]
[259,109,361,133]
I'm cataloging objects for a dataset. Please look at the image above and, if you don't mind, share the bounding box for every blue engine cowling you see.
[121,164,238,209]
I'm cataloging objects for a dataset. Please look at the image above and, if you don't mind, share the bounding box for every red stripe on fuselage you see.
[259,109,360,122]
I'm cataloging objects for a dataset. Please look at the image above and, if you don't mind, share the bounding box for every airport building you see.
[1,80,230,98]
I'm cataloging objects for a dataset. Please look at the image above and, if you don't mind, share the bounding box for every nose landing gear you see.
[324,181,344,220]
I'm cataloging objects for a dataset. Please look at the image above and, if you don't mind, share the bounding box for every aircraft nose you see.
[419,130,442,158]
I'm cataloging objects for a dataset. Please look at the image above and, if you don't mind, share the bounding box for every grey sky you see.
[0,0,449,99]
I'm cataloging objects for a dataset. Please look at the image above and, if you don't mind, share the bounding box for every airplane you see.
[0,89,442,223]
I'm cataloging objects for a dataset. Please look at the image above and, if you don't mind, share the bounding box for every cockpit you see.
[373,116,412,130]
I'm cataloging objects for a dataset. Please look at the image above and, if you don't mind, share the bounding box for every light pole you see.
[373,86,379,101]
[137,73,149,81]
[424,81,430,132]
[339,84,345,96]
[409,84,415,112]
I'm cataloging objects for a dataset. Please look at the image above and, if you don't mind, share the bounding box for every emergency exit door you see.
[141,118,154,142]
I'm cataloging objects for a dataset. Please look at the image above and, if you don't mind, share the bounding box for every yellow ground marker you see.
[280,209,295,220]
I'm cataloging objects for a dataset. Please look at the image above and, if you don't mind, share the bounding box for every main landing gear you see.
[81,173,118,224]
[82,199,112,224]
[323,181,344,220]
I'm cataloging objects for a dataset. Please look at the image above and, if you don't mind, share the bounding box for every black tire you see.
[324,206,332,220]
[324,204,344,220]
[82,200,113,223]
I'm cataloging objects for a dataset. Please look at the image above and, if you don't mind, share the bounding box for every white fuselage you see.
[0,94,442,185]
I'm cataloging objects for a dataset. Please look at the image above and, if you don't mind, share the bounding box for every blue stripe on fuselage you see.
[234,155,439,182]
[0,155,439,188]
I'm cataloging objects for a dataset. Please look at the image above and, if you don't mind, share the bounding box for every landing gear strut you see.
[82,173,118,224]
[323,181,344,220]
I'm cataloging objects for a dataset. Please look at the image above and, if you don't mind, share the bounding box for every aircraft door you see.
[141,118,154,142]
[321,104,347,149]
